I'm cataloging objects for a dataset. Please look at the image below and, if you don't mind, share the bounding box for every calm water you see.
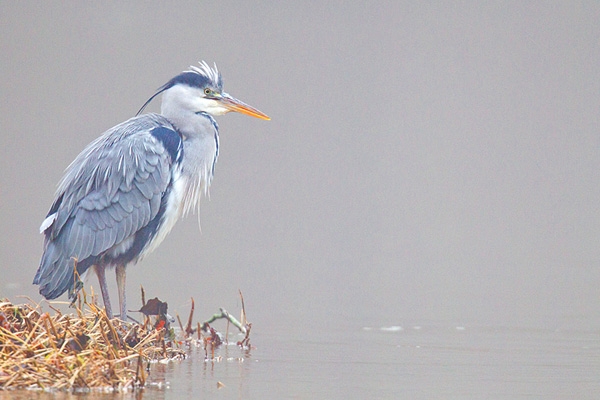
[2,321,598,399]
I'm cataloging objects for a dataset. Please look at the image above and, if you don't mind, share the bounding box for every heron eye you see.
[204,88,211,95]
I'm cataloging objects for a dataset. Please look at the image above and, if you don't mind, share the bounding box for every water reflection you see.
[141,336,254,398]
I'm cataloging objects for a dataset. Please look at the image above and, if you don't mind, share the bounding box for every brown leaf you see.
[138,298,168,316]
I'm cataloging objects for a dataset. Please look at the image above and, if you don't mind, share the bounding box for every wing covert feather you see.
[44,115,179,262]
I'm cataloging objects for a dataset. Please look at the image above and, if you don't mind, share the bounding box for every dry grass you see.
[0,298,185,392]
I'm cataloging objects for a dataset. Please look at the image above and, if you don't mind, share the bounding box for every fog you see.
[1,2,599,333]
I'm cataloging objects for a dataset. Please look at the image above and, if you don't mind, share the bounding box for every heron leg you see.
[95,265,113,319]
[116,264,127,321]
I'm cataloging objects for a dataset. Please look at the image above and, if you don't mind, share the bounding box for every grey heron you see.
[33,61,270,320]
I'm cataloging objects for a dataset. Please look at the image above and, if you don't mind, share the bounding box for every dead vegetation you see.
[0,289,251,392]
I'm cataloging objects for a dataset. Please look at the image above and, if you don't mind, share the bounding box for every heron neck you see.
[167,111,219,216]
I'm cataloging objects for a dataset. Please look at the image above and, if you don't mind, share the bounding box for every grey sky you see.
[1,2,598,330]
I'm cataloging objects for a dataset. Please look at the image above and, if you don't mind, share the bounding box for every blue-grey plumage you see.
[33,62,270,320]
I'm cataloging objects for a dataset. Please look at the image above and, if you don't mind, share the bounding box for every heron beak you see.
[219,93,271,120]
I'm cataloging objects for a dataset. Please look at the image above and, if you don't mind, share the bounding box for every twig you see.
[202,308,247,335]
[185,298,195,336]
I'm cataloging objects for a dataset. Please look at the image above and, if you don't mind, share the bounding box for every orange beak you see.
[218,93,271,120]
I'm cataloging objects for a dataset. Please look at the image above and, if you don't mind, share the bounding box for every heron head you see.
[138,61,270,120]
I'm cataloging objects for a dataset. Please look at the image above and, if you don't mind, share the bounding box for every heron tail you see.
[33,242,84,300]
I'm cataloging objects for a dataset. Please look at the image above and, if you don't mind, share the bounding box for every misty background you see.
[1,2,599,333]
